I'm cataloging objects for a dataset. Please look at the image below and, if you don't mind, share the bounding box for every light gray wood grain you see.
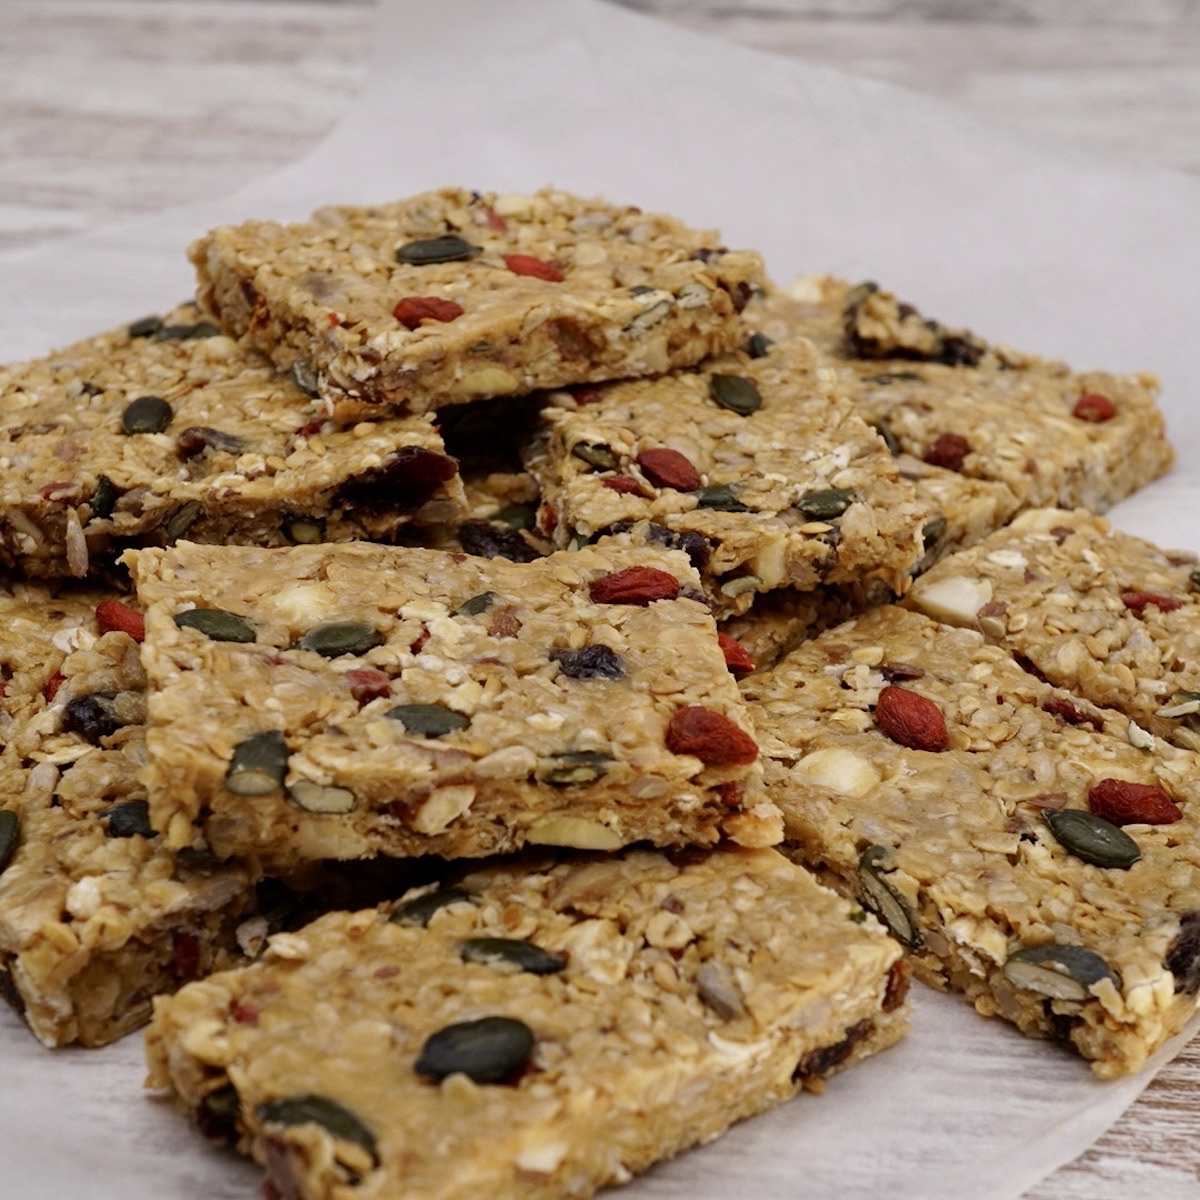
[2,3,1200,1198]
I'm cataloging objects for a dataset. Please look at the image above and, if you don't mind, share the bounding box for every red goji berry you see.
[393,296,465,329]
[504,254,564,282]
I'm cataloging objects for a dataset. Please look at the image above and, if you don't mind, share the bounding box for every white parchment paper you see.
[2,2,1199,1197]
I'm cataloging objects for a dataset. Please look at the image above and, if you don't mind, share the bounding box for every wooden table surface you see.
[3,3,1200,1196]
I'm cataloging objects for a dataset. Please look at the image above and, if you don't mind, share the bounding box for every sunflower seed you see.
[287,780,356,814]
[283,516,325,545]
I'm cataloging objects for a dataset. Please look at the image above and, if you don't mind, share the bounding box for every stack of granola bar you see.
[0,185,1186,1198]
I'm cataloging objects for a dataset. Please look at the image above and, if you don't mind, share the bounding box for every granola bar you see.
[145,845,910,1200]
[0,582,263,1046]
[523,330,926,615]
[0,305,465,579]
[126,541,778,868]
[908,507,1200,752]
[190,187,763,422]
[753,279,1173,513]
[741,603,1200,1076]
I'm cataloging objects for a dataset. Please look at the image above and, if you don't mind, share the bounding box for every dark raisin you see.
[90,474,118,521]
[336,447,458,514]
[792,1019,874,1081]
[104,800,155,838]
[457,520,539,563]
[176,426,245,459]
[1166,911,1200,994]
[62,693,125,744]
[549,644,625,680]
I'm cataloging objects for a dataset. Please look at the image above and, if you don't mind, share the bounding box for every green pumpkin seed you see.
[90,474,117,521]
[709,373,762,416]
[492,503,537,530]
[1189,569,1200,592]
[796,487,855,520]
[867,371,923,385]
[283,515,325,545]
[163,500,203,541]
[1003,944,1120,1001]
[414,1015,534,1084]
[154,321,221,341]
[225,730,288,795]
[872,419,901,456]
[127,315,164,339]
[695,484,751,512]
[571,443,619,472]
[389,886,476,927]
[459,937,567,975]
[857,845,921,948]
[385,703,470,738]
[744,331,773,359]
[295,621,382,658]
[174,608,257,643]
[121,395,173,435]
[921,516,948,551]
[288,780,356,814]
[104,800,155,839]
[198,1083,241,1138]
[538,750,614,785]
[290,360,320,398]
[456,591,496,616]
[0,810,20,875]
[843,281,878,311]
[395,234,482,265]
[1044,808,1141,869]
[257,1094,378,1164]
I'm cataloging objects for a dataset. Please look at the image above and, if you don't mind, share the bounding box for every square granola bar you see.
[909,507,1200,752]
[191,187,763,421]
[0,582,262,1046]
[741,603,1200,1075]
[126,541,777,867]
[522,331,926,615]
[755,279,1173,513]
[0,305,465,579]
[145,845,909,1200]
